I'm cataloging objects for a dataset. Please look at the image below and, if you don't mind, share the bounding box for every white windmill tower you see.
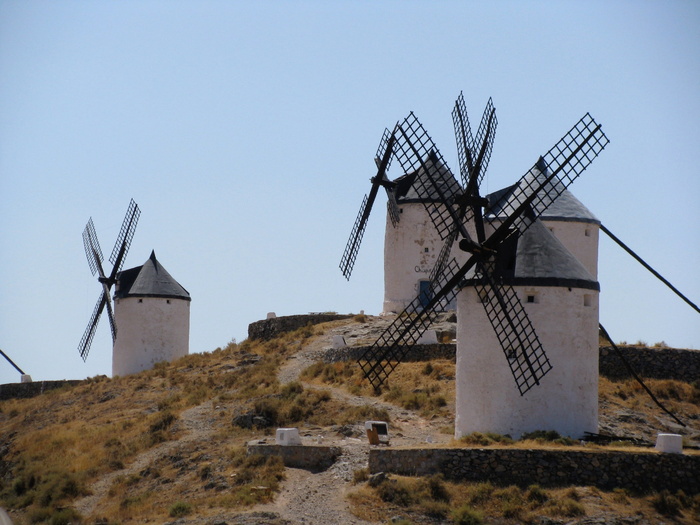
[339,106,492,315]
[381,154,462,313]
[352,95,609,439]
[112,250,190,376]
[455,163,601,438]
[79,200,190,377]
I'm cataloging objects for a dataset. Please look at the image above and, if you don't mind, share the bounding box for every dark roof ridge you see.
[115,251,190,300]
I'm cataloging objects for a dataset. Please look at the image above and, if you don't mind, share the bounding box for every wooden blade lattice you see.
[394,113,462,241]
[490,113,609,237]
[82,218,104,277]
[339,194,370,280]
[109,199,141,278]
[340,129,397,280]
[79,293,107,361]
[472,259,552,395]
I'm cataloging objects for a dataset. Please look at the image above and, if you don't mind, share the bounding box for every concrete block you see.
[417,330,438,344]
[655,433,683,454]
[276,427,302,446]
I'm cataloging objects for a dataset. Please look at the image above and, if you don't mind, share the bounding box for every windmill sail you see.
[339,128,398,280]
[78,199,140,362]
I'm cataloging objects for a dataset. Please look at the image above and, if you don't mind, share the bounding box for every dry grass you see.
[0,322,387,523]
[350,476,700,524]
[304,357,700,446]
[1,320,698,523]
[302,358,456,419]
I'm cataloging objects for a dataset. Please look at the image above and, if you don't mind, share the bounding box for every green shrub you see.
[420,474,450,503]
[420,499,450,519]
[169,500,192,517]
[651,490,682,517]
[460,432,513,446]
[451,503,484,525]
[353,468,369,484]
[50,507,82,525]
[252,399,279,427]
[376,479,414,506]
[466,482,495,505]
[526,484,548,505]
[281,381,304,398]
[520,430,575,445]
[149,411,176,433]
[545,497,585,517]
[611,487,629,504]
[26,506,52,524]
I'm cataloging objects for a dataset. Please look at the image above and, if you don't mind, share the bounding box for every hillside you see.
[0,315,699,524]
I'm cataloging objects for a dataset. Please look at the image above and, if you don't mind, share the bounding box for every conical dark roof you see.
[115,251,190,300]
[463,219,598,291]
[486,163,599,224]
[512,219,598,289]
[394,151,462,203]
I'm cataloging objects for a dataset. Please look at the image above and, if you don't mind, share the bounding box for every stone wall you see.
[369,447,700,494]
[323,343,700,384]
[247,314,353,341]
[599,346,700,382]
[324,344,456,364]
[247,443,342,471]
[0,380,82,401]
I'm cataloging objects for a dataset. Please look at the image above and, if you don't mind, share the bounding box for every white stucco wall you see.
[541,220,599,279]
[112,296,190,377]
[454,285,599,439]
[383,203,475,313]
[383,204,443,313]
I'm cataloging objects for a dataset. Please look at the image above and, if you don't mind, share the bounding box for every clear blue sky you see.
[1,0,698,384]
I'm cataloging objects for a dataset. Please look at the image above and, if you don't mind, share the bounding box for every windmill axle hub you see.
[459,237,495,256]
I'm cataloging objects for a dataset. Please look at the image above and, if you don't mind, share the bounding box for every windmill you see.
[380,97,498,313]
[78,199,141,361]
[354,94,609,416]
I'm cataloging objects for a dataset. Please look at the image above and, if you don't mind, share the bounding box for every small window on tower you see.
[424,247,429,253]
[585,228,591,237]
[583,294,592,307]
[525,292,539,304]
[138,299,143,303]
[167,299,171,304]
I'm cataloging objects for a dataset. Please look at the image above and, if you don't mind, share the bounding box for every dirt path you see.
[238,323,453,524]
[74,318,449,524]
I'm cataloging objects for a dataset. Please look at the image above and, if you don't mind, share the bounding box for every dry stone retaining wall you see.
[369,447,700,494]
[324,344,455,364]
[599,346,700,382]
[324,344,699,383]
[247,314,353,341]
[247,443,342,471]
[0,380,82,401]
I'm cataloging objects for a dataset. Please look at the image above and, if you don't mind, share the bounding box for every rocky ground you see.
[66,315,698,525]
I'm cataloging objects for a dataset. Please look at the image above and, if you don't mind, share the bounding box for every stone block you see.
[655,433,683,454]
[276,428,302,446]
